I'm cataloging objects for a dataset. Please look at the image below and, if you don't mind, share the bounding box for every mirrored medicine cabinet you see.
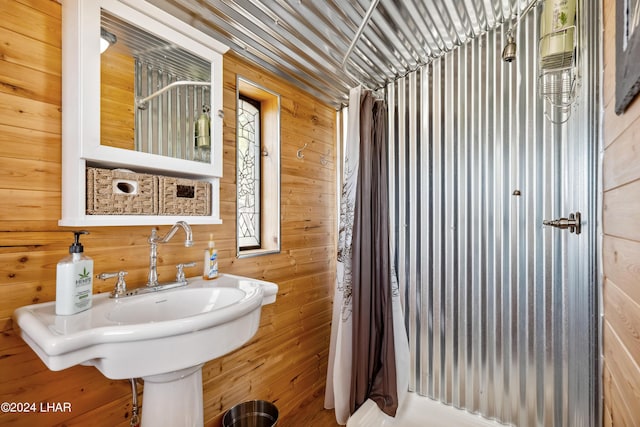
[60,0,229,226]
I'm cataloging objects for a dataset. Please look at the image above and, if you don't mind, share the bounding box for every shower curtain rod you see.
[340,0,541,102]
[136,80,210,109]
[342,0,380,68]
[505,0,539,38]
[341,0,381,94]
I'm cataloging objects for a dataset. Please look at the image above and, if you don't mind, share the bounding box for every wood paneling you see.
[603,236,640,305]
[603,322,640,425]
[604,280,640,369]
[0,2,337,426]
[603,0,640,425]
[0,92,61,133]
[603,180,640,241]
[603,114,640,191]
[101,48,135,150]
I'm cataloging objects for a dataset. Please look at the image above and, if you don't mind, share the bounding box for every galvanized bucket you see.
[222,400,278,427]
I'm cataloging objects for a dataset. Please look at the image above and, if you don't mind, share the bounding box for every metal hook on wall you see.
[320,149,331,166]
[296,143,308,159]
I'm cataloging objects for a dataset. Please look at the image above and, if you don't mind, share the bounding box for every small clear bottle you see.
[203,233,218,280]
[194,105,211,162]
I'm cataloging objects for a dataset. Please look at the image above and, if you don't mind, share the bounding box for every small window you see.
[236,77,280,257]
[237,95,262,250]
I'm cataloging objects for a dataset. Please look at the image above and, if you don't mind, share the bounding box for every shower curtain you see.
[325,86,360,425]
[325,86,409,424]
[350,91,397,415]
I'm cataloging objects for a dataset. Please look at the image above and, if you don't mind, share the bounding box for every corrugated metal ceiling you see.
[147,0,524,107]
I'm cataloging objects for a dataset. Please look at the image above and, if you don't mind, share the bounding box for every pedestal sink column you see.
[141,364,205,427]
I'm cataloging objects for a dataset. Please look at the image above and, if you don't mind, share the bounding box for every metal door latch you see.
[543,212,581,235]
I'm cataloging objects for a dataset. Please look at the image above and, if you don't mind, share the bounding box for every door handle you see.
[543,212,581,235]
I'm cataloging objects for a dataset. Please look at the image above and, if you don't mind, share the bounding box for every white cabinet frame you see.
[61,0,228,226]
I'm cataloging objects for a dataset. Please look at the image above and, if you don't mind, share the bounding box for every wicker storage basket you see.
[158,176,211,216]
[86,167,158,215]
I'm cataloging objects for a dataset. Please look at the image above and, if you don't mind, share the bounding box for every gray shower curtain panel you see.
[349,91,398,417]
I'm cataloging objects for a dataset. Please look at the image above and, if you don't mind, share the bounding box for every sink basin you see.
[14,273,278,426]
[13,273,278,380]
[106,287,247,324]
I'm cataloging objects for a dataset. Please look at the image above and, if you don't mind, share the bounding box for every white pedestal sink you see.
[13,273,278,427]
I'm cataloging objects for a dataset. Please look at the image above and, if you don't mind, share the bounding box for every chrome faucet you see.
[147,221,193,287]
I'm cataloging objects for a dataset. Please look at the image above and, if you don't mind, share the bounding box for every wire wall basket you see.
[538,24,578,124]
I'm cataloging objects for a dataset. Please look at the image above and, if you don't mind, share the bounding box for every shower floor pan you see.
[347,392,509,427]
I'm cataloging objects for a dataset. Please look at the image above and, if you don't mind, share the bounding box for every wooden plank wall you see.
[100,46,135,150]
[602,0,640,425]
[0,1,337,426]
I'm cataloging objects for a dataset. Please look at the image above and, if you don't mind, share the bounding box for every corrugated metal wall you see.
[388,1,599,426]
[135,60,210,161]
[149,0,518,108]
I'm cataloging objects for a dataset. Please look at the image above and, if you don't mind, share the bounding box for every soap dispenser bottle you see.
[56,231,93,315]
[203,233,218,280]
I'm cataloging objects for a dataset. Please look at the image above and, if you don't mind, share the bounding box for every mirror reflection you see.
[100,9,212,162]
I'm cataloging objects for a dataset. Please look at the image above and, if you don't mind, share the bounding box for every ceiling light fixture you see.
[100,28,117,54]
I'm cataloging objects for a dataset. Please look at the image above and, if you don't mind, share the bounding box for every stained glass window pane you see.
[237,97,261,249]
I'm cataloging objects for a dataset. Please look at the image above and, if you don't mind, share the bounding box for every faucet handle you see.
[97,271,128,298]
[175,262,196,283]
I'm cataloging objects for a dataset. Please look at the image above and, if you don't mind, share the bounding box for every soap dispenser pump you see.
[56,231,94,315]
